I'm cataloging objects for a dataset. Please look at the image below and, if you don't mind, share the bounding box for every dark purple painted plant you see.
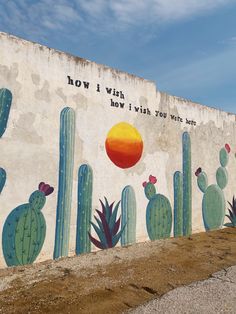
[88,197,126,249]
[225,196,236,227]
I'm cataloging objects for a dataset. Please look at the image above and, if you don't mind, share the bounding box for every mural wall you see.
[0,31,236,268]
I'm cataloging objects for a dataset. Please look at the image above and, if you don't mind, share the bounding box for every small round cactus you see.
[143,175,172,240]
[2,182,54,266]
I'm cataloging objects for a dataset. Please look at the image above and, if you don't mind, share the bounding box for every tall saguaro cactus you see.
[54,107,75,259]
[76,164,93,255]
[182,132,192,236]
[0,88,12,138]
[173,132,192,237]
[121,185,136,246]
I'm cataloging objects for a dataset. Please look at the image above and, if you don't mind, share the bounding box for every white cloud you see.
[77,0,235,26]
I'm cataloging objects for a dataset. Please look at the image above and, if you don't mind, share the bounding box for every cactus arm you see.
[121,185,136,246]
[182,132,192,236]
[0,88,12,138]
[144,183,156,200]
[197,172,208,193]
[216,167,228,190]
[76,164,93,255]
[54,107,75,259]
[220,148,228,167]
[173,171,183,237]
[0,168,6,193]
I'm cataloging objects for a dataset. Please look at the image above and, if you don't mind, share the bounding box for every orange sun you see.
[105,122,143,169]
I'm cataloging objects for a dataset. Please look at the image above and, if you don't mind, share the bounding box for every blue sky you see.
[0,0,236,113]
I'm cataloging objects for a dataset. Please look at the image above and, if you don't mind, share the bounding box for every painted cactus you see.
[76,164,93,255]
[225,196,236,227]
[173,132,192,237]
[89,198,126,249]
[0,168,6,193]
[2,182,54,266]
[196,144,230,230]
[54,107,75,259]
[0,88,12,138]
[121,185,136,246]
[143,175,172,240]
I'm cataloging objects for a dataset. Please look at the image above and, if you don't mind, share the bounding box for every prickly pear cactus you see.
[0,88,12,138]
[143,175,172,240]
[195,144,230,230]
[2,182,54,266]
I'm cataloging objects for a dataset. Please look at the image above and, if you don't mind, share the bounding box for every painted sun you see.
[105,122,143,169]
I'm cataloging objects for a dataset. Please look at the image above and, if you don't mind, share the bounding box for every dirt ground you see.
[0,228,236,314]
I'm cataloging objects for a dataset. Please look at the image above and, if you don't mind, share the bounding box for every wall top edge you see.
[0,31,235,119]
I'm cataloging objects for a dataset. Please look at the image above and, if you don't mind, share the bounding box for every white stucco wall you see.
[0,32,235,268]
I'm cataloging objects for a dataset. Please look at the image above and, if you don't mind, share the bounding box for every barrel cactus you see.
[143,175,172,240]
[2,182,54,266]
[196,144,230,230]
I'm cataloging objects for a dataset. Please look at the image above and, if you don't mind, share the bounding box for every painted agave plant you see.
[225,196,236,227]
[89,197,126,249]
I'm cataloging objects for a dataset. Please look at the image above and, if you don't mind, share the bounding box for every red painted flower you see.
[142,181,147,187]
[149,175,157,184]
[38,182,54,196]
[195,167,202,177]
[225,144,231,154]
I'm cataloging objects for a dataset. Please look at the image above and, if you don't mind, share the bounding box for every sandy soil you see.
[0,227,235,314]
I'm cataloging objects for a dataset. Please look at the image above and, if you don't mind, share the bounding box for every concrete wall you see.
[0,32,235,268]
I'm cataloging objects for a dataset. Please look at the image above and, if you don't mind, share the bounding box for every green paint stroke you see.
[196,144,230,230]
[76,164,93,255]
[143,176,172,240]
[2,182,53,266]
[173,171,183,237]
[54,107,75,259]
[0,88,12,138]
[121,185,136,246]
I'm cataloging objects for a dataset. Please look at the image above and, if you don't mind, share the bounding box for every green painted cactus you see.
[173,132,192,237]
[0,88,12,138]
[54,107,75,259]
[196,144,230,230]
[143,175,172,240]
[0,168,6,193]
[121,185,136,246]
[76,164,93,255]
[173,171,183,237]
[2,182,54,266]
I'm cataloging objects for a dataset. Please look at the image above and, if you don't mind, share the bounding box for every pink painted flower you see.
[225,144,231,154]
[149,175,157,184]
[195,167,202,177]
[38,182,54,196]
[142,181,147,188]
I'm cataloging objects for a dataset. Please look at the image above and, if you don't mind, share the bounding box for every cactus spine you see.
[196,144,230,230]
[0,88,12,138]
[143,176,172,240]
[2,183,53,266]
[121,185,136,246]
[54,107,75,259]
[76,164,93,255]
[173,132,192,237]
[0,168,6,193]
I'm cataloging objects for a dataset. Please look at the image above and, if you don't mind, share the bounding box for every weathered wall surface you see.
[0,32,235,268]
